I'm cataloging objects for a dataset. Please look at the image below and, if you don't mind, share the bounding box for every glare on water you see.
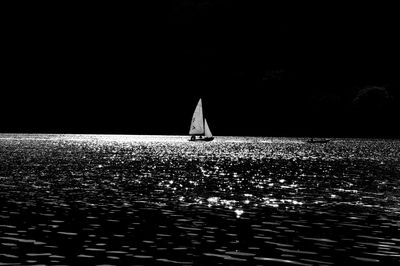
[0,134,400,265]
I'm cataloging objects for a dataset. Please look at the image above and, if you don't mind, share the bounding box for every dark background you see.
[2,2,399,138]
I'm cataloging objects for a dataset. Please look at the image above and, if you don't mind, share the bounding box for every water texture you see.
[0,134,399,265]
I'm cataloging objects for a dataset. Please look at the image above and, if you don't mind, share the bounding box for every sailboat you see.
[189,98,214,141]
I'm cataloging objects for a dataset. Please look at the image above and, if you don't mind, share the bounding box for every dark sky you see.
[2,2,399,137]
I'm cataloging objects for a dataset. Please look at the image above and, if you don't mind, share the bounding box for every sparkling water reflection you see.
[0,134,399,265]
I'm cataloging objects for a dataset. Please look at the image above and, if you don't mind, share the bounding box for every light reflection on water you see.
[0,134,400,265]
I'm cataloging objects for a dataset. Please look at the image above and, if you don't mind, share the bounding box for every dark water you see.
[0,134,399,265]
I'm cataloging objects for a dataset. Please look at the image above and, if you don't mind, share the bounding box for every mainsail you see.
[189,99,204,135]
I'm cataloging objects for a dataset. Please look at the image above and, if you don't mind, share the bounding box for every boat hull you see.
[306,139,330,144]
[189,137,214,142]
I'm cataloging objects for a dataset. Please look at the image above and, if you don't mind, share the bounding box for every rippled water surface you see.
[0,134,400,265]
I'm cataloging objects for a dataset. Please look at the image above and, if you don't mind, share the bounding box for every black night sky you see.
[2,2,399,138]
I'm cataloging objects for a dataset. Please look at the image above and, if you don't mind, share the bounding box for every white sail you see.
[204,119,212,138]
[189,98,204,135]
